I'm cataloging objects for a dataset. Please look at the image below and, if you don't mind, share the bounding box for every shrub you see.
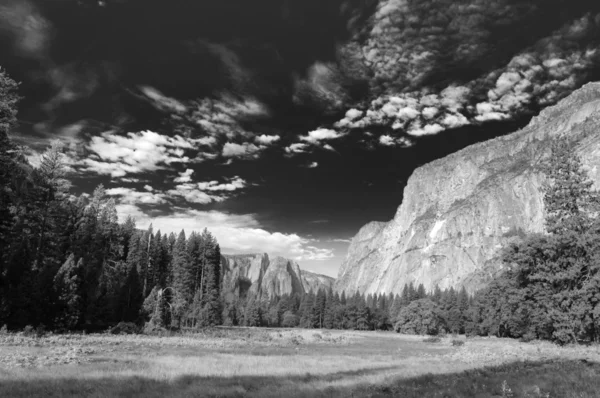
[110,322,139,335]
[501,380,514,398]
[0,324,7,334]
[289,335,304,345]
[23,325,35,337]
[143,321,168,336]
[312,333,323,340]
[422,336,441,343]
[519,332,536,343]
[451,339,464,347]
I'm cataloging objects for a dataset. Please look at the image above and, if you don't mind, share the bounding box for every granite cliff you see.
[220,253,334,300]
[335,82,600,295]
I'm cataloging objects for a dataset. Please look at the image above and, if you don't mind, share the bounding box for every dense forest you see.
[2,67,600,345]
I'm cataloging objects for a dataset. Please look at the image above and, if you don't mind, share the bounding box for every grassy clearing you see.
[1,329,599,397]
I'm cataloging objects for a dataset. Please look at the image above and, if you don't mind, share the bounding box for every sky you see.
[2,0,600,277]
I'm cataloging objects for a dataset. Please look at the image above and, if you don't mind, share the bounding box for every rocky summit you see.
[221,254,334,300]
[335,82,600,296]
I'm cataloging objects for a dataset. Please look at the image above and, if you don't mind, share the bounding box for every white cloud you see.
[300,128,342,144]
[182,94,270,139]
[174,168,194,183]
[222,142,262,159]
[308,162,318,168]
[116,205,334,261]
[379,135,395,146]
[442,113,469,128]
[422,107,439,119]
[408,123,444,137]
[167,176,247,203]
[285,143,308,154]
[82,130,194,177]
[140,85,187,113]
[105,187,168,204]
[397,107,419,120]
[197,176,246,191]
[195,136,218,147]
[255,134,280,145]
[345,108,363,120]
[167,184,224,204]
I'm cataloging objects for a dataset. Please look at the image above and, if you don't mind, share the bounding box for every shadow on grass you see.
[1,359,600,398]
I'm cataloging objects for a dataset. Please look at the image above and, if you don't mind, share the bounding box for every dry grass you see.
[1,329,599,397]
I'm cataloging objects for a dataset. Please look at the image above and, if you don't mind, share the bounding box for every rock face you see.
[221,254,334,300]
[335,82,600,295]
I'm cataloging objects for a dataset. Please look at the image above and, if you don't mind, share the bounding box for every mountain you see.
[335,82,600,295]
[220,253,334,300]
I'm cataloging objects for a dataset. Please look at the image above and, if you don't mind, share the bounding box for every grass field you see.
[1,328,600,397]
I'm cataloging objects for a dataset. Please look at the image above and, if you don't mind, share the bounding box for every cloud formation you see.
[175,93,270,140]
[222,142,263,159]
[105,187,168,204]
[167,175,247,204]
[81,130,198,177]
[116,204,334,261]
[330,2,600,144]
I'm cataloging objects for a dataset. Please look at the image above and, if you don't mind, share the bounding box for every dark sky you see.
[3,0,600,276]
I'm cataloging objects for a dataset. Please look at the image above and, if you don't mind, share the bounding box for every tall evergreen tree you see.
[54,255,85,330]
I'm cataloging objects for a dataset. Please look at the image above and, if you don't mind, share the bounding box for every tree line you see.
[2,67,600,345]
[222,282,471,335]
[0,69,222,332]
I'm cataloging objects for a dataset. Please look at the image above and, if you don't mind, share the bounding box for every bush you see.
[519,332,536,343]
[110,322,139,335]
[451,339,465,347]
[23,325,35,337]
[422,336,441,343]
[289,335,304,345]
[143,321,168,336]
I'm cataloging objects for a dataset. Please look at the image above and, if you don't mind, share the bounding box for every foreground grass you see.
[1,328,600,397]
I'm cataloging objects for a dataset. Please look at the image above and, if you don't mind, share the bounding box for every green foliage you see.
[394,298,446,335]
[469,137,600,344]
[281,310,299,327]
[53,255,85,330]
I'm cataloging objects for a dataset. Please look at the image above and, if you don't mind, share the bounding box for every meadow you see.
[1,328,600,397]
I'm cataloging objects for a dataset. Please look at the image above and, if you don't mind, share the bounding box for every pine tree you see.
[171,230,190,327]
[199,229,222,326]
[53,255,84,329]
[311,289,327,328]
[416,283,427,300]
[298,292,314,328]
[542,137,599,234]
